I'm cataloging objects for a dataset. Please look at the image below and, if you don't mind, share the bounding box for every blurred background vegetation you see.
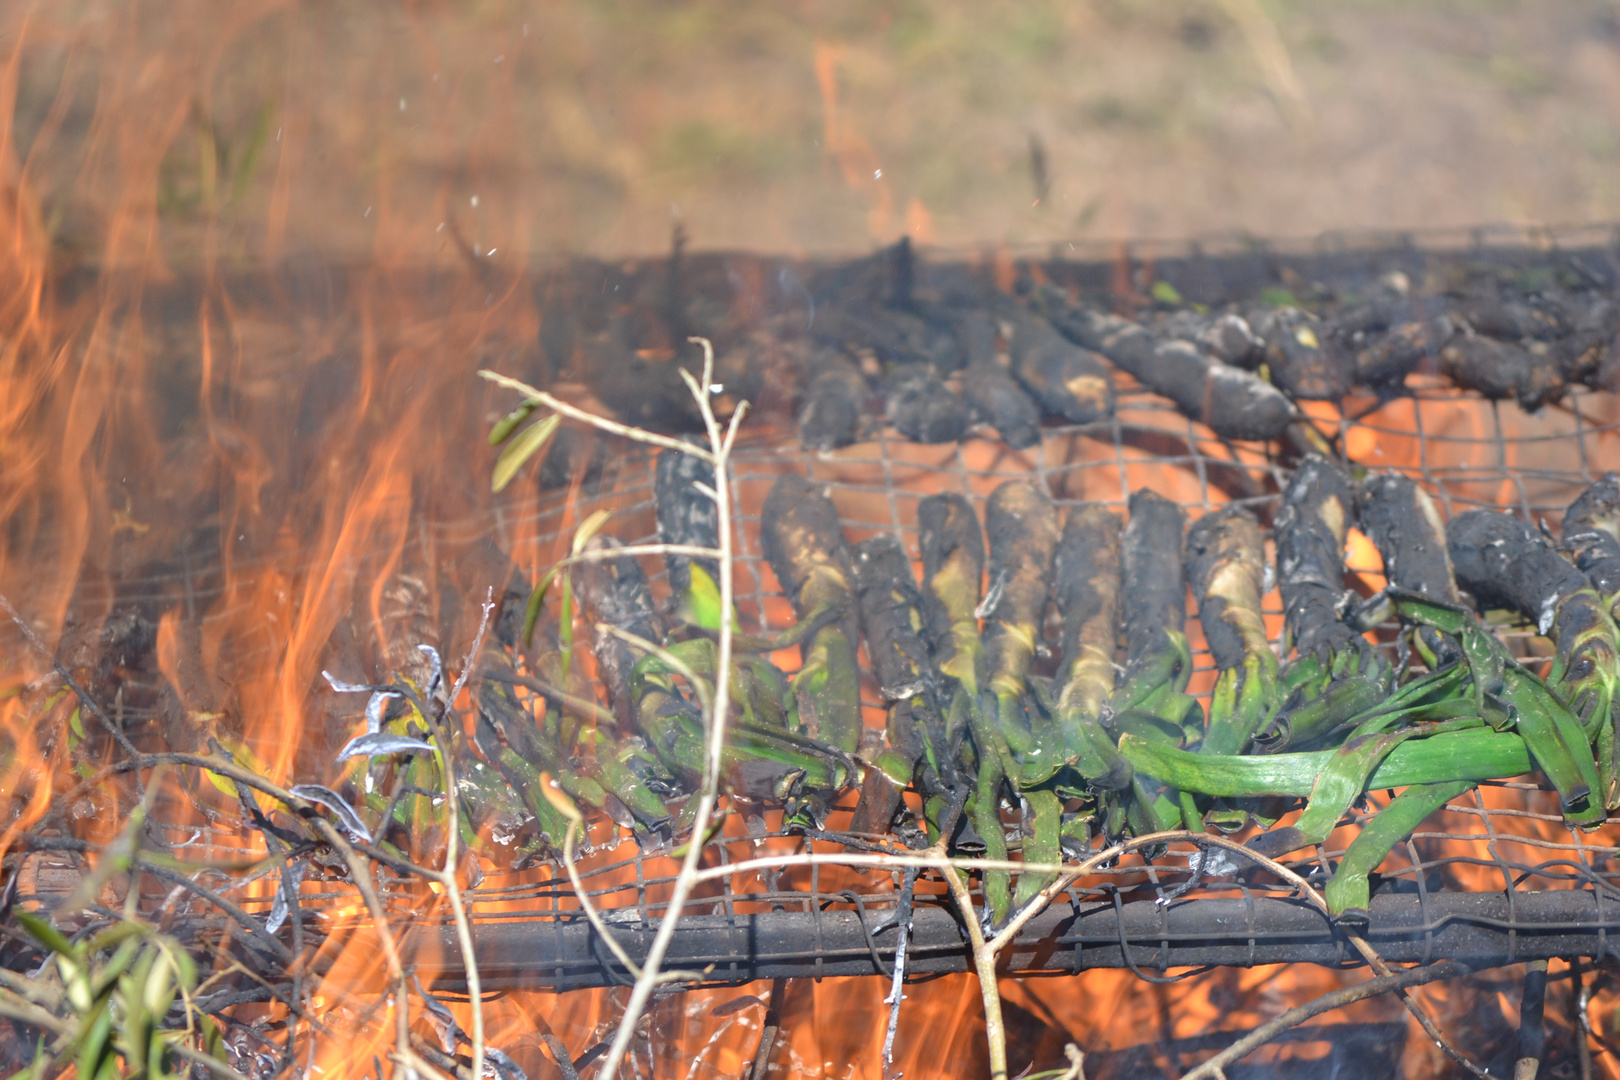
[8,0,1620,263]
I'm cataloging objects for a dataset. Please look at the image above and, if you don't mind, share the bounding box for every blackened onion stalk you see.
[760,473,863,756]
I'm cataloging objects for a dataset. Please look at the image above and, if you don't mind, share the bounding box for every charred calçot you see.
[557,242,1620,459]
[1254,456,1389,756]
[1030,286,1296,442]
[446,378,1620,924]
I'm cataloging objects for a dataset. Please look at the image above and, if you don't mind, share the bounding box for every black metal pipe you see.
[410,887,1620,993]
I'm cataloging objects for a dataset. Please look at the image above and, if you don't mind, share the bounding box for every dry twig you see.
[486,339,747,1080]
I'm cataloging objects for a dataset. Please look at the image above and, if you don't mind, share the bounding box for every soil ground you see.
[9,1,1620,264]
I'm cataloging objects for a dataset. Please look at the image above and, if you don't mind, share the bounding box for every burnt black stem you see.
[750,977,788,1080]
[1572,957,1594,1080]
[1516,959,1549,1080]
[881,868,919,1080]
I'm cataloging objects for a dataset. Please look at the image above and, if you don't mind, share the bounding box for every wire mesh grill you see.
[20,232,1620,988]
[81,366,1620,988]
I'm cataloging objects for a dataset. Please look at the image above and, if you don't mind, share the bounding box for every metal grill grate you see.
[129,375,1620,991]
[20,233,1620,993]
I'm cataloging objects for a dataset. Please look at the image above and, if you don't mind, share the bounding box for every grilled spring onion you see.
[1324,780,1474,924]
[1390,589,1604,829]
[1032,504,1128,790]
[919,492,988,704]
[851,534,948,833]
[983,481,1061,757]
[654,439,721,626]
[1119,726,1530,797]
[760,472,863,755]
[626,647,853,820]
[1358,471,1461,667]
[1256,455,1390,753]
[1187,505,1280,756]
[1564,473,1620,620]
[1115,489,1197,726]
[1028,285,1293,442]
[981,481,1063,910]
[1274,455,1362,661]
[1447,508,1620,809]
[1253,306,1353,401]
[915,492,1016,917]
[883,364,970,444]
[798,358,868,452]
[1245,716,1484,860]
[572,534,663,728]
[475,662,622,839]
[999,305,1115,425]
[963,362,1043,449]
[1113,488,1201,835]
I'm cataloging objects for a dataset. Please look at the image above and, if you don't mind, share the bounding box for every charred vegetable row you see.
[540,240,1617,459]
[335,414,1620,930]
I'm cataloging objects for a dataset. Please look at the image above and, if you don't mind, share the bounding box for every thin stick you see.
[1180,959,1476,1080]
[543,543,722,573]
[560,823,633,977]
[1573,957,1593,1080]
[1516,959,1550,1080]
[592,338,743,1080]
[940,838,1011,1080]
[750,978,786,1080]
[478,370,717,462]
[881,869,918,1078]
[435,591,495,1080]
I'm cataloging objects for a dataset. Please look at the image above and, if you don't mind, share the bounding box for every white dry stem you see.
[432,593,495,1080]
[546,543,722,574]
[478,370,717,463]
[488,339,744,1080]
[310,820,425,1077]
[557,814,699,988]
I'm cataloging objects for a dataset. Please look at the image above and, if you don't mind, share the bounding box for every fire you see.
[3,7,1620,1079]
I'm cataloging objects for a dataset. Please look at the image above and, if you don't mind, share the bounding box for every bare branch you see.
[478,370,716,462]
[592,337,738,1080]
[1180,960,1475,1080]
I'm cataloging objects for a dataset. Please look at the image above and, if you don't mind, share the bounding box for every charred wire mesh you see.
[18,225,1620,987]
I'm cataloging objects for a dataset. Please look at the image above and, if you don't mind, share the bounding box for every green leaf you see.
[90,936,145,1004]
[229,100,277,207]
[488,398,542,446]
[521,567,558,649]
[684,564,723,631]
[1149,280,1183,305]
[143,949,177,1018]
[558,575,574,682]
[15,911,74,957]
[570,508,614,556]
[74,1003,113,1080]
[491,412,561,493]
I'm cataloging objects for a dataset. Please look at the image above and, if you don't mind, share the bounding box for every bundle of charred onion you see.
[329,411,1620,930]
[542,237,1618,462]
